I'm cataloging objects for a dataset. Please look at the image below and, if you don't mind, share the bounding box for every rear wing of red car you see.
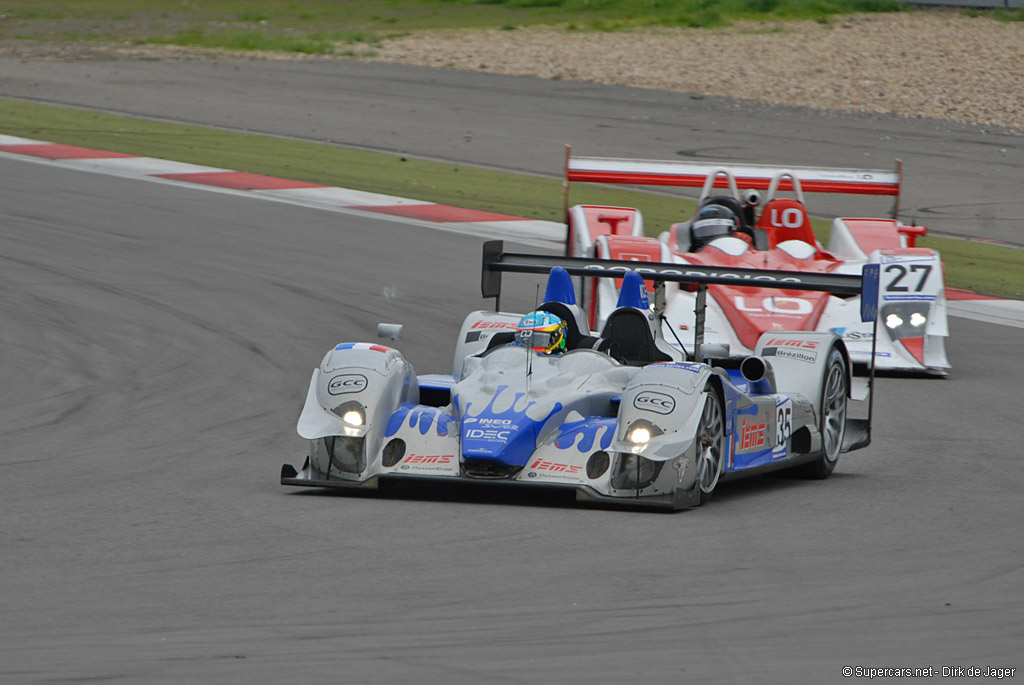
[563,146,903,218]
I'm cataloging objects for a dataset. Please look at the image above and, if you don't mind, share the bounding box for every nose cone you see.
[461,415,538,471]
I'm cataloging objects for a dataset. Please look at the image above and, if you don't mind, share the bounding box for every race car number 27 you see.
[884,263,932,292]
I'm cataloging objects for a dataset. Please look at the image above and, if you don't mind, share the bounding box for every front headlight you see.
[881,302,930,340]
[342,409,364,426]
[628,426,652,444]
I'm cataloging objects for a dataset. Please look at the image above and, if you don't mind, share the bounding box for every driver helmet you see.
[690,204,740,249]
[515,311,567,355]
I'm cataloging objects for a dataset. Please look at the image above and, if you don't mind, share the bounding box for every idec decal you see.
[404,453,454,465]
[763,338,819,349]
[740,421,766,451]
[466,428,511,441]
[472,320,517,330]
[529,459,582,474]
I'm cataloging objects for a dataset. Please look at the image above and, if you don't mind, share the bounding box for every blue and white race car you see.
[281,241,880,510]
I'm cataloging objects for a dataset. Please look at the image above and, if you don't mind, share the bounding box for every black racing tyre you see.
[695,386,726,504]
[796,346,848,479]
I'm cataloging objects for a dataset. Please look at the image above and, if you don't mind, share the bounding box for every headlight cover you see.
[881,302,930,340]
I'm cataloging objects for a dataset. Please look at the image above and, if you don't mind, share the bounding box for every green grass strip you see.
[1,97,1020,299]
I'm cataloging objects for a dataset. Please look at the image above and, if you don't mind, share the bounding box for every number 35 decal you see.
[885,264,932,292]
[776,400,793,447]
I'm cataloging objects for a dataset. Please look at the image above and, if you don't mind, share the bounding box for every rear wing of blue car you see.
[481,239,881,449]
[481,239,880,322]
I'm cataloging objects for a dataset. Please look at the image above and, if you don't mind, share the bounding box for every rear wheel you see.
[696,387,726,504]
[798,346,847,479]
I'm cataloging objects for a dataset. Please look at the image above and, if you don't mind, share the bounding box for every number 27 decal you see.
[885,264,932,292]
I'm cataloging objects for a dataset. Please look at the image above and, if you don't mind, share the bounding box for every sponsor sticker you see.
[327,374,368,395]
[466,428,511,441]
[661,362,704,373]
[529,458,582,474]
[404,454,454,465]
[471,320,517,330]
[740,420,766,451]
[633,391,675,415]
[763,347,816,363]
[763,338,819,349]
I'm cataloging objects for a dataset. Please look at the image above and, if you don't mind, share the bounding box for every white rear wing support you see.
[563,145,903,220]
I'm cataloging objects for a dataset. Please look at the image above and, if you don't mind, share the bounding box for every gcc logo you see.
[634,391,675,415]
[327,374,368,395]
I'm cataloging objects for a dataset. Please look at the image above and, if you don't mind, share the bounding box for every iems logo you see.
[764,338,819,349]
[405,454,453,465]
[529,459,582,474]
[740,421,766,450]
[634,391,675,415]
[472,320,517,330]
[327,374,368,395]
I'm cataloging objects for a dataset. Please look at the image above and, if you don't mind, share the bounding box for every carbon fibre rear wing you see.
[482,239,880,450]
[563,145,903,219]
[482,238,879,363]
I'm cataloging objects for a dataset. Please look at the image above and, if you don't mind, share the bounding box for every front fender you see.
[611,362,712,462]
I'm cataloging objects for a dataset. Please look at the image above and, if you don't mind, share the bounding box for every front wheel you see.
[695,387,726,504]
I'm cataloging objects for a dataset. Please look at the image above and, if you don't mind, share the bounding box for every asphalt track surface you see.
[1,60,1022,683]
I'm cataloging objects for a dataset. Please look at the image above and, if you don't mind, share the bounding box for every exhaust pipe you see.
[740,356,776,394]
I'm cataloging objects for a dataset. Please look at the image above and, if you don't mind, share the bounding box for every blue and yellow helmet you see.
[515,311,567,355]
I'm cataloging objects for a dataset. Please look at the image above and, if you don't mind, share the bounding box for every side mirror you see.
[377,323,404,342]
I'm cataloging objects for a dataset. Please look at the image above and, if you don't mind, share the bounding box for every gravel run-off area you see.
[367,11,1024,133]
[1,11,1021,133]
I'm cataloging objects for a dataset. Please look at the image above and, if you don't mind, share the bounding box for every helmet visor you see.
[516,328,564,353]
[692,217,736,241]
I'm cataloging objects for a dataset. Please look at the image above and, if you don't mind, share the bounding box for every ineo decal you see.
[476,418,513,427]
[634,391,675,415]
[327,374,368,395]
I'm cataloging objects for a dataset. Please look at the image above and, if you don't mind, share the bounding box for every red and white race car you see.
[564,149,950,375]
